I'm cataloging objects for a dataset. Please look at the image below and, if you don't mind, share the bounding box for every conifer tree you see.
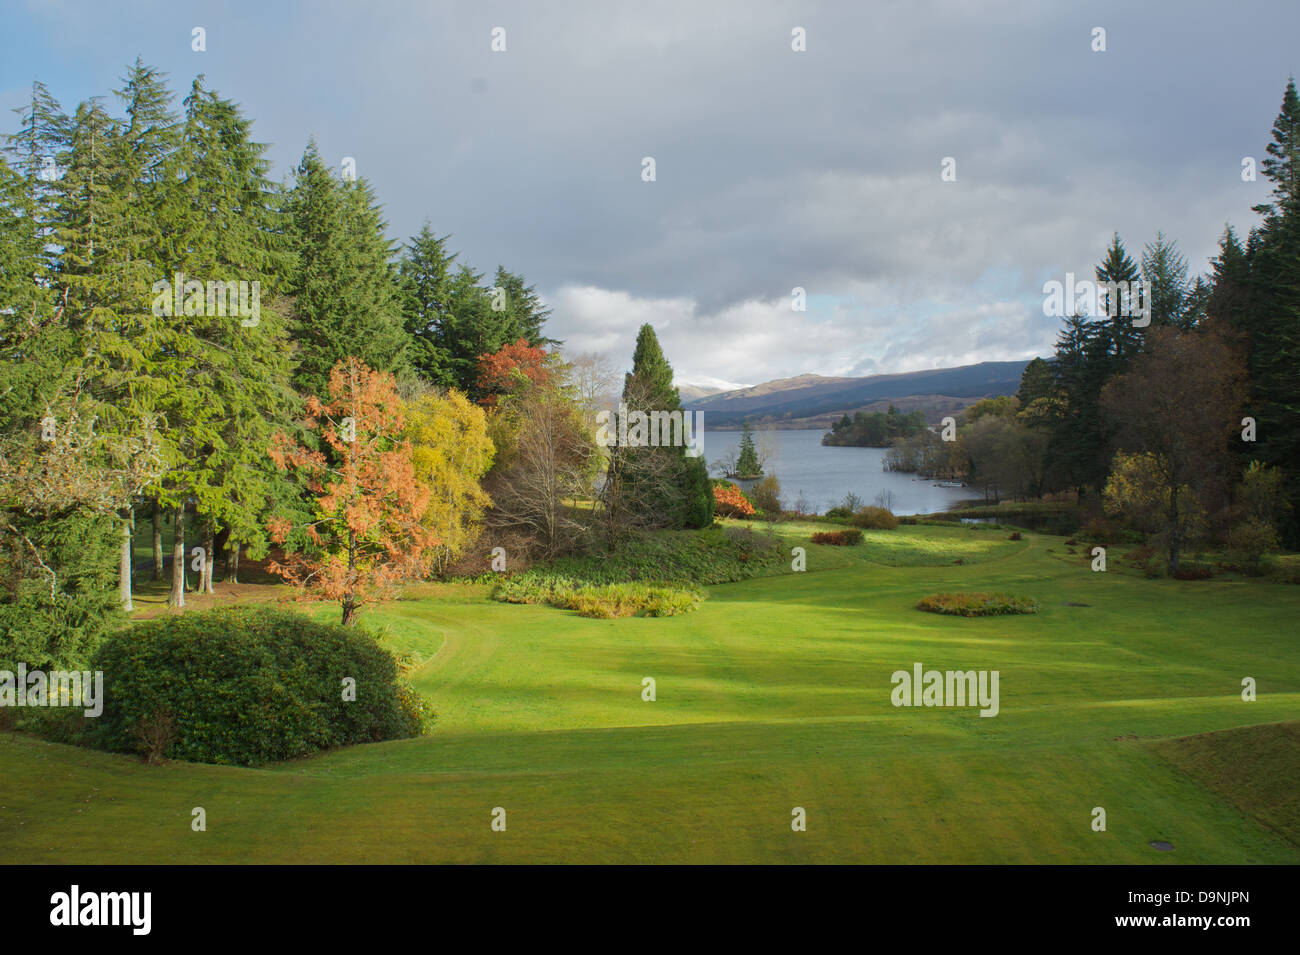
[285,142,409,397]
[1141,232,1191,331]
[736,420,761,478]
[618,324,713,528]
[63,61,185,607]
[167,77,298,593]
[1240,79,1300,543]
[399,223,459,386]
[1094,233,1143,361]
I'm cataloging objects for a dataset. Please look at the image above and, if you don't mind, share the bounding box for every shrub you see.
[850,506,898,530]
[492,575,574,605]
[712,482,755,518]
[1008,531,1022,541]
[824,506,853,521]
[916,592,1038,617]
[1124,544,1156,563]
[1079,517,1115,545]
[726,524,772,560]
[681,455,716,529]
[1229,519,1281,577]
[811,529,864,546]
[1122,544,1163,578]
[498,525,784,592]
[90,607,431,766]
[1173,564,1214,580]
[132,708,178,765]
[562,582,703,618]
[493,576,703,617]
[749,476,784,520]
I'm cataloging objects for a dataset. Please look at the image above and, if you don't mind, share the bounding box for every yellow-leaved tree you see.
[403,388,495,575]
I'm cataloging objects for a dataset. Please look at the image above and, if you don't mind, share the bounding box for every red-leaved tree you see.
[267,358,440,625]
[475,338,553,406]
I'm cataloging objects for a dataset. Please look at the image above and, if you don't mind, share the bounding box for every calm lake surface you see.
[704,428,977,516]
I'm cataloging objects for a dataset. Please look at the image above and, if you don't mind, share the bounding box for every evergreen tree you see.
[71,60,185,607]
[1046,314,1111,492]
[1094,233,1144,360]
[619,324,712,528]
[168,77,298,593]
[1206,226,1253,333]
[1015,357,1054,407]
[491,265,557,347]
[6,80,66,283]
[439,263,495,391]
[399,223,458,386]
[1141,232,1191,331]
[624,323,679,409]
[1251,77,1300,226]
[1,83,69,430]
[736,420,761,478]
[1238,79,1300,544]
[285,141,409,397]
[396,227,556,394]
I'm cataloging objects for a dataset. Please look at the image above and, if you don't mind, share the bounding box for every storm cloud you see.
[4,0,1295,382]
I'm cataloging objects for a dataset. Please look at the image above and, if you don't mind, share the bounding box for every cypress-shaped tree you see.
[619,324,713,528]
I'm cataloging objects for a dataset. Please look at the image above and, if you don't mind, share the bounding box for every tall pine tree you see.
[285,141,409,398]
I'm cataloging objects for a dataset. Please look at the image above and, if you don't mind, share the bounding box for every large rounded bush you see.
[91,607,430,766]
[850,506,899,530]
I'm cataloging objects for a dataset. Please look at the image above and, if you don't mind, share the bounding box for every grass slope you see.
[2,525,1298,863]
[1149,721,1300,851]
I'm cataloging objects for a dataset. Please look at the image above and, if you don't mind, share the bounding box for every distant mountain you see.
[685,360,1032,428]
[674,374,752,402]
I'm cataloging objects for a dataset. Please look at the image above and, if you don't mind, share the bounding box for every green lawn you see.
[3,525,1298,863]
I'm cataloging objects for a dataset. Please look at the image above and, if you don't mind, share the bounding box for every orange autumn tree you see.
[267,358,440,625]
[475,337,553,406]
[712,482,755,518]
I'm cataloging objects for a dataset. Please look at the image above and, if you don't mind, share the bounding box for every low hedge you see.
[811,529,864,546]
[90,607,431,766]
[494,577,703,618]
[916,592,1038,617]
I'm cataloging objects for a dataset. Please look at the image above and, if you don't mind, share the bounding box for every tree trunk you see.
[168,504,186,608]
[119,509,133,611]
[1168,488,1182,575]
[343,530,358,628]
[202,524,216,594]
[151,498,164,581]
[226,543,239,584]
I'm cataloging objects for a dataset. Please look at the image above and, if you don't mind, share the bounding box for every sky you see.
[3,0,1296,387]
